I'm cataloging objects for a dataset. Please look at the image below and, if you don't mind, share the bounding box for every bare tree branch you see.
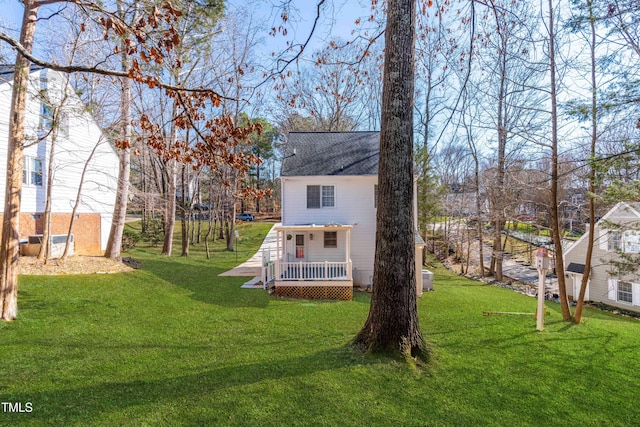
[0,30,234,99]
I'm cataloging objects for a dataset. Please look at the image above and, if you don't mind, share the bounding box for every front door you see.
[295,234,306,260]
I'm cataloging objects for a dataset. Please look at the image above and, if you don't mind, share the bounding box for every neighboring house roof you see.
[0,64,44,85]
[0,64,16,84]
[625,202,640,216]
[563,201,640,257]
[281,131,380,176]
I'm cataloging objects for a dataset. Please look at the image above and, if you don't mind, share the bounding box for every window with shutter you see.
[307,185,320,208]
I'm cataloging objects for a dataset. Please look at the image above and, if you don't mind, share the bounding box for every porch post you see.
[346,228,352,280]
[276,230,281,279]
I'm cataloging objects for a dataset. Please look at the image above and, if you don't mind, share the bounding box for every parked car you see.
[236,213,254,221]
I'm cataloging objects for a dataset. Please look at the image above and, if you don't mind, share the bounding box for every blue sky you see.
[0,0,24,31]
[0,0,371,59]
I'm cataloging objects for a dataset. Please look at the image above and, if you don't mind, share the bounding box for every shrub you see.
[141,219,164,247]
[122,228,140,252]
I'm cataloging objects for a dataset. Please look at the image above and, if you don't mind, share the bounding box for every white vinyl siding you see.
[0,69,119,250]
[282,176,378,284]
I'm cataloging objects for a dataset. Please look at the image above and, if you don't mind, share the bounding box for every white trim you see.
[634,283,640,306]
[274,280,352,288]
[608,278,616,301]
[598,229,608,251]
[274,224,353,232]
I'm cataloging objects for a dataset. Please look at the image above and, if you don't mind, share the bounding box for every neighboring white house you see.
[0,66,119,255]
[564,202,640,312]
[265,131,425,300]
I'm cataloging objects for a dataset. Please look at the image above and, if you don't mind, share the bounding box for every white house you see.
[564,202,640,312]
[265,131,425,300]
[0,66,119,255]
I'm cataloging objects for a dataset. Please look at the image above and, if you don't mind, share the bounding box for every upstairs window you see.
[23,156,43,187]
[607,229,640,254]
[623,230,640,253]
[38,85,54,132]
[307,185,335,208]
[608,230,622,252]
[40,101,53,130]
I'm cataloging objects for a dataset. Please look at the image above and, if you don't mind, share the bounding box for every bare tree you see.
[104,0,133,260]
[471,0,546,281]
[544,0,572,320]
[0,1,39,321]
[354,0,425,359]
[0,0,222,320]
[569,0,599,323]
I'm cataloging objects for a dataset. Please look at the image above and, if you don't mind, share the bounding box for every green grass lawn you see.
[2,221,640,426]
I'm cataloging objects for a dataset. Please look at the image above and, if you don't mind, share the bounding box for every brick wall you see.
[0,212,103,255]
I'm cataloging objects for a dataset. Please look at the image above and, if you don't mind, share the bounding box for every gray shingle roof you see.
[281,131,380,176]
[0,64,16,84]
[567,263,585,274]
[0,64,44,85]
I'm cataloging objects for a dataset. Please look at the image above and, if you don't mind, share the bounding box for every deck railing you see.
[263,261,276,287]
[276,261,352,281]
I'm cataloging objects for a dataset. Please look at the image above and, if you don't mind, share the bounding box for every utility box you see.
[422,269,434,291]
[20,234,74,258]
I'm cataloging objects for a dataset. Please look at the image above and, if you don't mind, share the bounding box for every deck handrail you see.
[263,261,276,288]
[276,260,352,281]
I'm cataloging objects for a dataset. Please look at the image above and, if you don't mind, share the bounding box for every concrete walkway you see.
[218,223,280,277]
[478,241,559,295]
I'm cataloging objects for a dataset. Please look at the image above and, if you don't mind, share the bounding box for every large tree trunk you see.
[161,158,176,255]
[104,8,132,259]
[491,29,509,283]
[161,100,179,256]
[573,0,598,323]
[1,1,38,321]
[180,163,189,256]
[547,0,571,320]
[474,158,485,277]
[354,0,425,358]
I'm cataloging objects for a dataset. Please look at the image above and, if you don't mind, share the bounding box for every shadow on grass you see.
[138,257,270,309]
[1,346,381,425]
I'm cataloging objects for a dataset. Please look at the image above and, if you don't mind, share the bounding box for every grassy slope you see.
[1,222,639,426]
